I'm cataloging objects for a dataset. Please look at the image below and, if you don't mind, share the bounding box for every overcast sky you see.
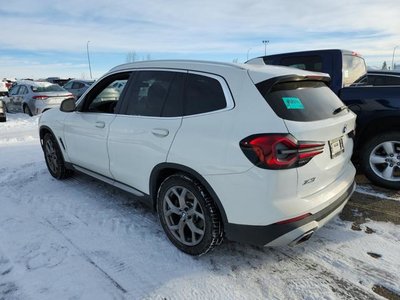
[1,0,400,79]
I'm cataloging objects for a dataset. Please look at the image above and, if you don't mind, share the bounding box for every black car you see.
[366,70,400,86]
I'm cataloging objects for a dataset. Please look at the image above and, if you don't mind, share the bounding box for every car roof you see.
[109,59,328,84]
[15,80,53,87]
[69,79,94,83]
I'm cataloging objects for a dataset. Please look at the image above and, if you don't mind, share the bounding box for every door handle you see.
[151,128,169,137]
[95,121,106,128]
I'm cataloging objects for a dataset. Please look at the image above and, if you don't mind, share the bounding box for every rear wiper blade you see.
[333,105,349,115]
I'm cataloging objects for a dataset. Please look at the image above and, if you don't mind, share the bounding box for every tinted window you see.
[125,71,176,117]
[385,76,400,85]
[279,56,323,72]
[64,82,73,89]
[161,73,185,117]
[369,75,400,85]
[72,82,82,89]
[184,74,226,115]
[256,80,345,122]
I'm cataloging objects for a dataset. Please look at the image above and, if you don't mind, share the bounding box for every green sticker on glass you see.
[282,97,304,110]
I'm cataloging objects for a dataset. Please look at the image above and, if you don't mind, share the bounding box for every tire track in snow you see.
[44,218,128,295]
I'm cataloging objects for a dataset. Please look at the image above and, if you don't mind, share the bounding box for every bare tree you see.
[126,51,137,63]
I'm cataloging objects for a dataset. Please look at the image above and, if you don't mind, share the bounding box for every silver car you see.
[4,81,73,116]
[63,79,95,99]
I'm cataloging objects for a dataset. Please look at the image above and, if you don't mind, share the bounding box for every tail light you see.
[33,95,49,100]
[239,134,325,169]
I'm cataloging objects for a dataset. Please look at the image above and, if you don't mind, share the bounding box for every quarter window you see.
[183,74,226,115]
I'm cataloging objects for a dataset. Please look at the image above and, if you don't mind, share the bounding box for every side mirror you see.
[60,98,76,112]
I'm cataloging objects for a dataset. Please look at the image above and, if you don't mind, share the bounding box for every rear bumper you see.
[225,180,355,246]
[35,103,60,115]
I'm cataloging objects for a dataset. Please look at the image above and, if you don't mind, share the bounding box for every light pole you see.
[392,45,399,70]
[262,40,269,56]
[246,47,252,61]
[86,41,93,79]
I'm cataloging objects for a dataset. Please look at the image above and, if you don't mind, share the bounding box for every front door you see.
[63,73,131,178]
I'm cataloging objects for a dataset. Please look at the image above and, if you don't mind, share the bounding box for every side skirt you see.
[66,163,153,209]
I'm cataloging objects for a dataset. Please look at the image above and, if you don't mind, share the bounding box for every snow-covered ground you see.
[1,113,399,300]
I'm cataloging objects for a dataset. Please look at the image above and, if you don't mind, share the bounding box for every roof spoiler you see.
[256,74,331,95]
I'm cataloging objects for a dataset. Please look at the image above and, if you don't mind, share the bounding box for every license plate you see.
[329,137,344,159]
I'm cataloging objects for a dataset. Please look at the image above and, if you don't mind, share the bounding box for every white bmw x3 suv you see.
[39,60,356,255]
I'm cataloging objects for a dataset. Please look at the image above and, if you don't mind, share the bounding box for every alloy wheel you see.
[369,140,400,182]
[45,138,59,175]
[162,186,205,246]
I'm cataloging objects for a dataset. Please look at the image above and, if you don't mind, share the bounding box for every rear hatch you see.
[254,75,356,197]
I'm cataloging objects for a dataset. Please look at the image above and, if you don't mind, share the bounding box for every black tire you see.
[360,132,400,190]
[157,174,223,256]
[23,105,33,116]
[43,133,73,180]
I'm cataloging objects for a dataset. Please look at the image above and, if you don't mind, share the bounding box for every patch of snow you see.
[356,185,400,202]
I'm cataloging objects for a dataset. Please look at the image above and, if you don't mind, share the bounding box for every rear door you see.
[256,79,356,197]
[108,70,184,194]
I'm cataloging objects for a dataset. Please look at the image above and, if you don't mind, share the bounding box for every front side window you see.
[80,72,130,114]
[9,86,20,96]
[183,74,227,115]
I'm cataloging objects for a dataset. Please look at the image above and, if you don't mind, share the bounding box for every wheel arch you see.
[39,125,67,162]
[356,116,400,152]
[149,163,228,225]
[39,125,56,147]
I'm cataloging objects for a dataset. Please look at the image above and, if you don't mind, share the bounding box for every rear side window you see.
[184,74,226,115]
[256,80,344,121]
[369,75,400,85]
[125,71,178,117]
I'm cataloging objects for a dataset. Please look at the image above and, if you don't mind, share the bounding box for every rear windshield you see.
[31,84,65,92]
[342,54,367,86]
[256,80,345,121]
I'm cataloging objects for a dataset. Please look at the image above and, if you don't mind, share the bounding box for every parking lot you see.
[0,113,398,299]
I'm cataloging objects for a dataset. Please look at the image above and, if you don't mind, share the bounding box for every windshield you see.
[342,54,367,86]
[31,84,65,92]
